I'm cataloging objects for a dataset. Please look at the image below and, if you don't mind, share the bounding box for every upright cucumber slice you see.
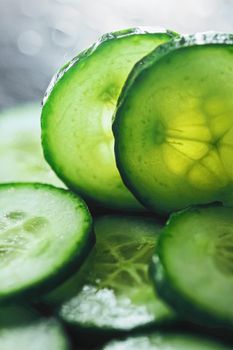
[151,205,233,328]
[0,104,64,187]
[42,27,177,211]
[0,305,70,350]
[114,32,233,214]
[0,183,93,301]
[102,332,232,350]
[45,215,174,332]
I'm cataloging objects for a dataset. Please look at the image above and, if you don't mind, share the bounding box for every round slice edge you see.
[0,183,93,301]
[42,27,177,211]
[114,32,233,214]
[151,205,233,328]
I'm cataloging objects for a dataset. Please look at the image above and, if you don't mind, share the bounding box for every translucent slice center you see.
[90,236,155,299]
[0,212,49,262]
[161,95,233,189]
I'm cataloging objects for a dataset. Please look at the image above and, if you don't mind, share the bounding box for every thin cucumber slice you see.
[0,104,64,187]
[45,215,174,332]
[102,332,232,350]
[151,205,233,328]
[0,305,70,350]
[0,183,93,301]
[114,32,233,214]
[42,27,177,211]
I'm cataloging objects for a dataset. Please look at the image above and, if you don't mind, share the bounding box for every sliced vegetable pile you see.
[0,27,232,349]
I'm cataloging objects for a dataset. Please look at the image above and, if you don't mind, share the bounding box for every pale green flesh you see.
[102,333,231,350]
[160,206,233,322]
[0,184,91,298]
[115,44,233,213]
[0,104,64,187]
[0,306,69,350]
[47,215,173,331]
[42,31,174,210]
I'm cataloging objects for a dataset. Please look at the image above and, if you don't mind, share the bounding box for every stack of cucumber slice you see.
[0,27,232,349]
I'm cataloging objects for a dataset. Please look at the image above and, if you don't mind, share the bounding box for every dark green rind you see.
[113,32,233,214]
[0,305,39,326]
[102,330,233,350]
[0,305,70,350]
[0,183,94,303]
[115,32,233,107]
[42,27,178,212]
[150,205,233,329]
[42,27,177,106]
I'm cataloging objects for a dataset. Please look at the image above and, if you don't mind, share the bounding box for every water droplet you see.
[51,28,74,47]
[17,30,43,56]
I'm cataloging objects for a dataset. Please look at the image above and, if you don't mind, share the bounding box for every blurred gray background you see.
[0,0,232,110]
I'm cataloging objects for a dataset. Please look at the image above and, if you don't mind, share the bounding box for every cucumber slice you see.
[102,332,232,350]
[0,104,64,187]
[0,305,70,350]
[45,215,174,332]
[0,183,93,301]
[151,205,233,328]
[114,32,233,214]
[42,27,177,211]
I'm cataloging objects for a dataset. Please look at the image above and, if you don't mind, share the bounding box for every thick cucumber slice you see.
[42,27,177,211]
[0,305,70,350]
[114,32,233,214]
[0,104,64,187]
[102,332,232,350]
[151,205,233,328]
[45,215,174,332]
[0,183,93,301]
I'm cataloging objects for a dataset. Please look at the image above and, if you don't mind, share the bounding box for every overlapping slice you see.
[0,305,70,350]
[45,215,174,333]
[151,205,233,328]
[102,331,232,350]
[42,27,177,211]
[0,183,93,301]
[114,32,233,214]
[0,104,64,187]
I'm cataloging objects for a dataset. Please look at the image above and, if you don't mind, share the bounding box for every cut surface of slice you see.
[0,305,70,350]
[0,104,64,187]
[114,32,233,214]
[151,205,233,328]
[42,27,177,211]
[102,332,232,350]
[45,215,174,332]
[0,183,93,301]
